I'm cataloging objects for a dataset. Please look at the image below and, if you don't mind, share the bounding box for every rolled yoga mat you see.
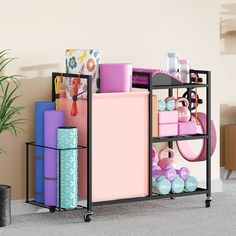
[57,127,78,209]
[100,63,132,93]
[34,101,55,203]
[44,110,65,206]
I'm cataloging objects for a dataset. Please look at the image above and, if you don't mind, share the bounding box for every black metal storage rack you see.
[25,69,212,222]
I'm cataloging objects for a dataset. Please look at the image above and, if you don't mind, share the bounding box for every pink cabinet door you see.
[59,91,149,202]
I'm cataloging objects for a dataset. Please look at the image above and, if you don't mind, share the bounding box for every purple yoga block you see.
[44,110,64,206]
[100,63,132,93]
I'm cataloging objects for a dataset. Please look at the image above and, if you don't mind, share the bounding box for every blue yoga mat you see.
[57,127,78,209]
[35,101,55,203]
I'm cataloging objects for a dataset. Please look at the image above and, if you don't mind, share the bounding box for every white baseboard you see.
[198,179,222,193]
[12,178,223,216]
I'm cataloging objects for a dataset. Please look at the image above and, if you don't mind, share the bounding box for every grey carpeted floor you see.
[1,180,236,236]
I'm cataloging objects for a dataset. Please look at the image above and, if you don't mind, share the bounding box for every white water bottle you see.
[167,53,178,75]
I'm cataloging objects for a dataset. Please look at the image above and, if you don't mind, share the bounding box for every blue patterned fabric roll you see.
[57,127,78,209]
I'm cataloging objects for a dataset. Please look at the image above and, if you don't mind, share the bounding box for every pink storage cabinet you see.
[59,91,149,202]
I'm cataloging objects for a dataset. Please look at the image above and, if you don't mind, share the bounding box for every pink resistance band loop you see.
[158,147,175,161]
[176,112,216,162]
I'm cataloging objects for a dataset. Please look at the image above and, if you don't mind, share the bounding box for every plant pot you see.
[0,185,11,227]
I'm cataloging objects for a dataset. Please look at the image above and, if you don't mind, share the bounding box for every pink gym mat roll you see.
[176,112,216,162]
[44,110,65,206]
[100,63,132,93]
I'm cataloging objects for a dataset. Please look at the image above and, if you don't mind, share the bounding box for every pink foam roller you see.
[178,121,197,135]
[158,110,178,124]
[158,123,178,137]
[100,63,132,93]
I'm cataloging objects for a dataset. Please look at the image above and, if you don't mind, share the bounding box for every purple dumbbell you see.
[176,167,190,180]
[152,165,177,181]
[166,165,190,180]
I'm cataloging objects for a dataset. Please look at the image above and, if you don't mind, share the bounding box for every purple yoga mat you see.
[44,110,65,206]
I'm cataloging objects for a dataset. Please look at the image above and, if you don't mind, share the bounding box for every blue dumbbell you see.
[171,176,184,193]
[185,176,198,192]
[157,176,171,195]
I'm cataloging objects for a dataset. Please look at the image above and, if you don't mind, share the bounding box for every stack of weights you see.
[152,147,198,195]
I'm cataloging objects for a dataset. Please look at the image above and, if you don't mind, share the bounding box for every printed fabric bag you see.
[65,49,101,99]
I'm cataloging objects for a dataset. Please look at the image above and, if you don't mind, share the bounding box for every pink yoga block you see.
[158,123,178,137]
[158,110,178,124]
[100,63,132,93]
[59,91,149,202]
[178,121,197,135]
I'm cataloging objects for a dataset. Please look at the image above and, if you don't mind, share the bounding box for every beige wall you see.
[0,0,220,200]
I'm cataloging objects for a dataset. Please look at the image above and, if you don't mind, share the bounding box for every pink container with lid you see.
[158,123,178,137]
[100,63,132,93]
[178,121,197,135]
[158,110,178,124]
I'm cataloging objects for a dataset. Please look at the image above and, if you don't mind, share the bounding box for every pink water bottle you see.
[179,59,190,83]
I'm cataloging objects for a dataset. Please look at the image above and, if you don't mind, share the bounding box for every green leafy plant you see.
[0,50,25,153]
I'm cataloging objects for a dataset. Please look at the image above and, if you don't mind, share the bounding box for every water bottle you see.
[167,53,178,76]
[179,59,190,83]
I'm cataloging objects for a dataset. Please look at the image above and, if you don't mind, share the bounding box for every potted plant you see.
[0,50,25,227]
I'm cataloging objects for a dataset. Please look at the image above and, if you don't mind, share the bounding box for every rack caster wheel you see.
[49,206,56,213]
[205,198,212,208]
[170,197,175,200]
[84,211,93,222]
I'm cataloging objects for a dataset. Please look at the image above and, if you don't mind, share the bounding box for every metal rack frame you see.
[25,69,212,222]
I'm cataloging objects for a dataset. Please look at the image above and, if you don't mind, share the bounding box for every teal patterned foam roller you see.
[57,127,78,209]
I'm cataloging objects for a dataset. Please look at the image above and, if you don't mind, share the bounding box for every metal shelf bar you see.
[92,188,208,207]
[153,134,209,143]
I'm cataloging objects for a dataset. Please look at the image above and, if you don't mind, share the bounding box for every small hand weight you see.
[158,100,166,111]
[157,176,171,195]
[153,166,177,181]
[176,98,191,122]
[184,176,198,192]
[171,176,184,193]
[176,167,190,180]
[165,97,176,111]
[158,147,176,170]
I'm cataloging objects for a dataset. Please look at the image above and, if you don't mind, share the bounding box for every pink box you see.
[158,110,178,124]
[178,121,197,135]
[100,63,132,93]
[59,92,149,202]
[158,123,178,137]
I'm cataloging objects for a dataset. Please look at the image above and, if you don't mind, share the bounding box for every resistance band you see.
[54,75,63,110]
[71,77,80,116]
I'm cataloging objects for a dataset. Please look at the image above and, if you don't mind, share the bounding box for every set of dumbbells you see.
[152,147,198,195]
